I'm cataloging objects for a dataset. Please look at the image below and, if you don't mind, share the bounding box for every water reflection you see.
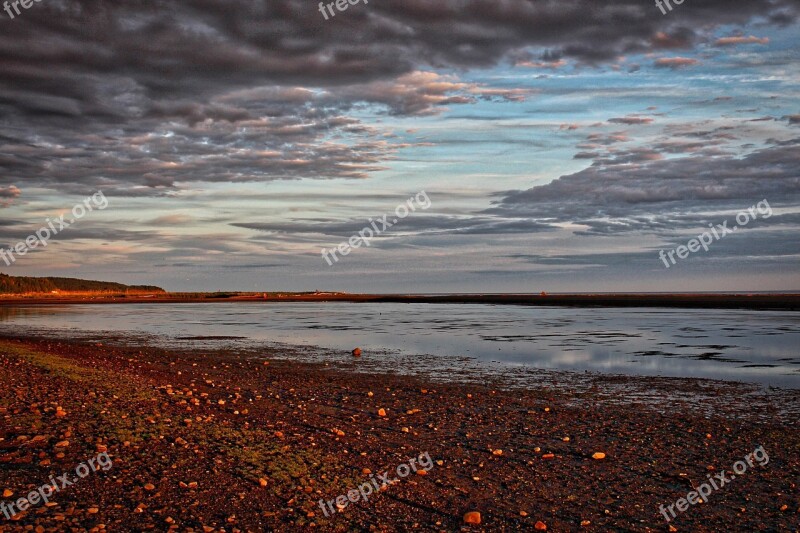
[1,303,798,387]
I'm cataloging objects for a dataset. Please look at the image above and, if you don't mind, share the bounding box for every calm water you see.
[1,303,799,388]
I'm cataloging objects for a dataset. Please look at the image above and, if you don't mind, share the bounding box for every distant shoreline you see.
[1,292,799,310]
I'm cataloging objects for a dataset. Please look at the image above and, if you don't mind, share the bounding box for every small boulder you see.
[463,512,481,525]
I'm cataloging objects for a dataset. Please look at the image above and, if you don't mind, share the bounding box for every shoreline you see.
[0,335,798,530]
[1,292,800,310]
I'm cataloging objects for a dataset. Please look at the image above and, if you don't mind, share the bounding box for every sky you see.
[1,0,799,293]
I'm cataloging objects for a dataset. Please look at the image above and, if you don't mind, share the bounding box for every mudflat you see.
[1,292,799,310]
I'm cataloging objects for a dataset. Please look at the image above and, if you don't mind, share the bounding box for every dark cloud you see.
[608,116,654,125]
[233,214,554,240]
[1,0,798,195]
[493,140,800,234]
[0,185,21,199]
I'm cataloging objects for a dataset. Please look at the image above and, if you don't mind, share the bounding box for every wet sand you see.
[0,336,798,532]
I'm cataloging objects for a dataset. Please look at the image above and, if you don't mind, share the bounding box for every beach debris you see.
[592,452,606,460]
[2,489,12,497]
[352,347,362,357]
[535,521,547,530]
[463,511,481,524]
[542,453,555,460]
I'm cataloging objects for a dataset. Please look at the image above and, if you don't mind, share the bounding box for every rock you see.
[2,489,12,497]
[542,453,555,459]
[258,478,268,487]
[492,449,503,456]
[592,452,606,460]
[88,508,99,514]
[520,511,528,517]
[463,511,481,524]
[352,348,362,357]
[378,408,387,417]
[144,483,155,491]
[535,521,547,530]
[55,440,69,448]
[580,520,591,526]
